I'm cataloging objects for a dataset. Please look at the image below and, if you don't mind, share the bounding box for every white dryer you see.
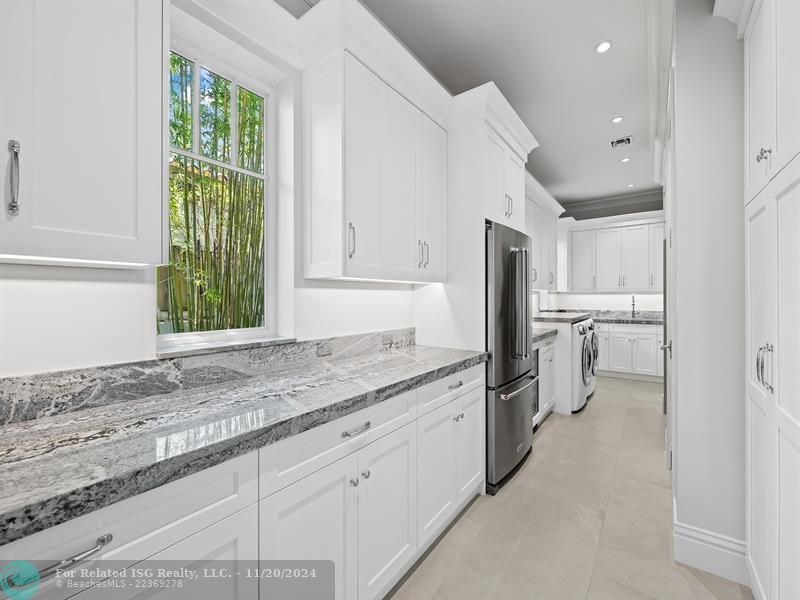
[586,319,598,397]
[571,319,593,413]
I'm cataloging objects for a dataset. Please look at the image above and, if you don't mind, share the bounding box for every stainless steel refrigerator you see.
[485,220,537,495]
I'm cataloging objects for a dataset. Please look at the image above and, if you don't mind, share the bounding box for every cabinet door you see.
[0,0,162,264]
[455,387,484,503]
[419,115,447,282]
[537,350,549,415]
[357,422,417,600]
[649,223,665,290]
[571,229,596,291]
[505,150,526,232]
[745,191,777,600]
[631,334,658,376]
[597,333,609,371]
[417,401,457,548]
[345,54,386,279]
[544,216,557,290]
[485,129,508,224]
[260,453,358,600]
[745,0,777,200]
[382,88,419,280]
[527,199,542,287]
[776,0,800,173]
[775,174,800,600]
[608,333,632,372]
[596,228,621,290]
[621,225,650,289]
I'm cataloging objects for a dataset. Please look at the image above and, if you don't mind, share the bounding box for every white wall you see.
[549,292,663,311]
[671,0,746,583]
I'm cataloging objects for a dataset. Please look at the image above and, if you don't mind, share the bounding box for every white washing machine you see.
[571,319,593,412]
[587,319,597,397]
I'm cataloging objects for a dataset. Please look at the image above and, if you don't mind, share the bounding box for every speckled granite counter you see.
[531,328,557,345]
[0,340,486,546]
[580,310,663,325]
[532,311,591,324]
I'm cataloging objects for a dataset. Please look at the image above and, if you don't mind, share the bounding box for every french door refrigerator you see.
[485,220,536,495]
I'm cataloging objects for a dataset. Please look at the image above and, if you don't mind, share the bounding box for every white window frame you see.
[158,37,279,355]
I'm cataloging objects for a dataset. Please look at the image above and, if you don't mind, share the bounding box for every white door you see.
[608,333,632,373]
[357,422,417,600]
[0,0,162,264]
[260,453,358,600]
[745,0,777,200]
[571,229,596,291]
[419,115,447,282]
[596,228,621,290]
[345,54,386,279]
[774,175,800,600]
[455,387,484,503]
[744,192,777,600]
[382,88,419,280]
[621,225,650,290]
[650,223,665,290]
[417,401,457,548]
[505,150,526,232]
[631,334,659,376]
[775,0,800,178]
[597,332,609,371]
[485,129,508,225]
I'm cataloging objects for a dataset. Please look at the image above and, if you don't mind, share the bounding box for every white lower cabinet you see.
[603,325,662,378]
[596,328,609,372]
[454,388,485,504]
[537,344,556,418]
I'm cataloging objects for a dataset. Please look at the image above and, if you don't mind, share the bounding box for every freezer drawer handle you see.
[6,534,113,589]
[499,376,537,401]
[341,421,371,438]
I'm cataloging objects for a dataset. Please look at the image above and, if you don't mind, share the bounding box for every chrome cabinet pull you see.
[348,222,356,258]
[418,240,423,268]
[350,477,359,487]
[759,346,766,389]
[8,140,20,216]
[549,272,554,284]
[618,274,621,287]
[6,534,113,589]
[341,421,371,438]
[764,344,775,393]
[424,241,430,267]
[592,275,596,289]
[756,346,764,386]
[756,148,773,163]
[448,380,464,390]
[532,267,538,282]
[509,195,513,216]
[361,470,371,480]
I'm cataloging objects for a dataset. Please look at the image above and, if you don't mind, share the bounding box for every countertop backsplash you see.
[0,328,415,426]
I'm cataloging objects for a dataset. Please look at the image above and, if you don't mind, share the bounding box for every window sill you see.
[157,335,296,360]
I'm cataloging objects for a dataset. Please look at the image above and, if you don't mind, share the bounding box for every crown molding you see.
[712,0,756,39]
[525,171,564,217]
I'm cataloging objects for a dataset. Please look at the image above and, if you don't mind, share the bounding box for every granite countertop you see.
[532,311,591,324]
[0,345,486,545]
[531,328,557,344]
[581,310,664,325]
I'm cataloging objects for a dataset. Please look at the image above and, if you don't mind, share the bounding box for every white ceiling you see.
[357,0,662,203]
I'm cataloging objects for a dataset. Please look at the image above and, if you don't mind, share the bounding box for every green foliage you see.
[158,53,266,334]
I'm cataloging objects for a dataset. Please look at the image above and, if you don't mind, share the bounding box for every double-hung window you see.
[157,50,272,345]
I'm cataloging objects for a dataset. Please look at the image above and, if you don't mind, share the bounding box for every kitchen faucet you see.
[631,295,639,317]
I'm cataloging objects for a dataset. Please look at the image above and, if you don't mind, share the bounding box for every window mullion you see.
[191,61,200,154]
[231,82,239,169]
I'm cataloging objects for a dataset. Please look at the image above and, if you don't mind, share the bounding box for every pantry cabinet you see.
[304,51,446,282]
[0,0,163,266]
[568,219,665,292]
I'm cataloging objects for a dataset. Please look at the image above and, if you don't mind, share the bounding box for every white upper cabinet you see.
[620,225,650,289]
[745,0,800,202]
[571,229,596,291]
[304,51,446,283]
[649,223,665,290]
[595,228,621,290]
[486,128,526,232]
[526,198,559,290]
[0,0,163,266]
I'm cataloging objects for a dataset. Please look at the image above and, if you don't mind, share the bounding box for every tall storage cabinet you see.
[0,0,163,265]
[304,51,447,282]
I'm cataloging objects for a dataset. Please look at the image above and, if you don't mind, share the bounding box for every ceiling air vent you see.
[610,135,634,149]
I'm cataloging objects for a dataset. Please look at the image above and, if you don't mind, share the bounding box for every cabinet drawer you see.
[416,365,484,417]
[596,323,610,333]
[259,390,416,499]
[0,451,258,598]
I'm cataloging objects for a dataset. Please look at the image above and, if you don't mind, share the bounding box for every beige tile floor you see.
[389,377,753,600]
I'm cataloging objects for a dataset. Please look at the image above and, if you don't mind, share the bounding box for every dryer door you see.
[581,336,593,386]
[591,332,599,375]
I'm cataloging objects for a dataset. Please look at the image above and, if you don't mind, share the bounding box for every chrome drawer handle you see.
[341,421,371,438]
[348,222,356,258]
[8,140,20,216]
[6,534,113,589]
[361,470,371,479]
[499,377,537,400]
[418,240,423,268]
[350,477,359,487]
[448,380,464,390]
[423,241,430,267]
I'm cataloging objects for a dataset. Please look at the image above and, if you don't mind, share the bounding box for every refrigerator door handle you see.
[523,247,530,359]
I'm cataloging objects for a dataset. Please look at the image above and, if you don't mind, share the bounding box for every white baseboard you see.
[598,370,664,383]
[673,517,750,586]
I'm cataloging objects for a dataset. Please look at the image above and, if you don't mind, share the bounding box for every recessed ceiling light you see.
[611,116,623,124]
[627,183,636,188]
[595,41,613,54]
[621,157,630,163]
